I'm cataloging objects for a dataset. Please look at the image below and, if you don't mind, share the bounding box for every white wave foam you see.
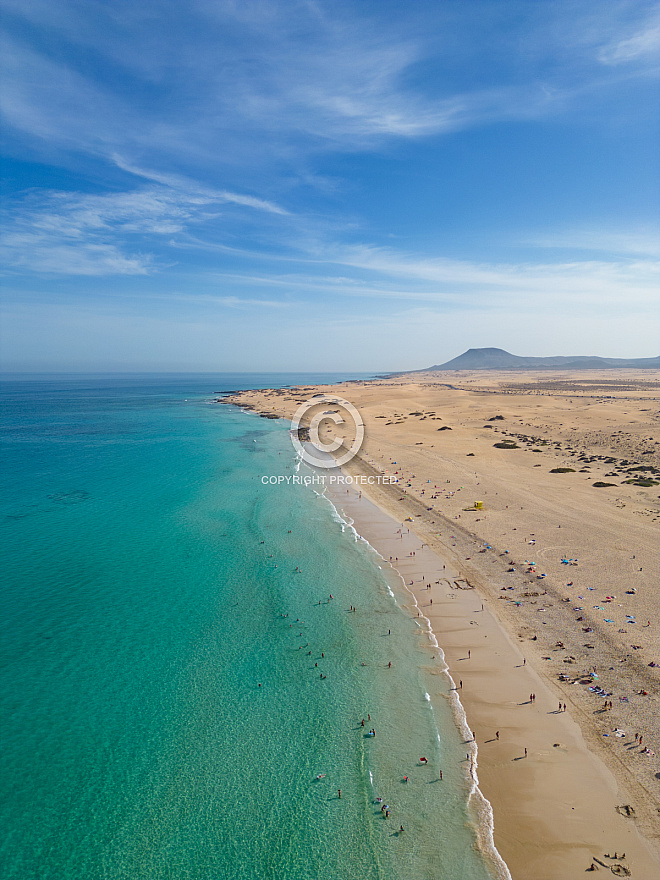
[350,524,512,880]
[307,479,511,879]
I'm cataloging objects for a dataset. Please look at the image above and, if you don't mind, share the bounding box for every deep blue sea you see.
[0,375,496,880]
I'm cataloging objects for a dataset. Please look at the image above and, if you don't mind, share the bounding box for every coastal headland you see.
[220,369,660,879]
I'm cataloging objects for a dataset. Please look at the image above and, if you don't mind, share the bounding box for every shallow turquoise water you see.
[0,375,495,879]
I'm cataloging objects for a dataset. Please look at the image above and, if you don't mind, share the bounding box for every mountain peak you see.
[417,348,660,371]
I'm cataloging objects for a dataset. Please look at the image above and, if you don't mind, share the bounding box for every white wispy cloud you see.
[3,0,656,174]
[526,227,660,258]
[1,189,195,275]
[198,243,660,313]
[0,242,154,276]
[311,243,659,304]
[112,157,289,215]
[0,181,288,275]
[598,18,660,65]
[0,35,127,150]
[213,295,290,308]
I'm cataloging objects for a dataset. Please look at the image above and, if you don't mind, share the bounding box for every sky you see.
[1,0,659,372]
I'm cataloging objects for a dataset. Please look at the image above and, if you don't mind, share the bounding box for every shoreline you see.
[327,477,660,879]
[220,371,660,878]
[322,480,511,880]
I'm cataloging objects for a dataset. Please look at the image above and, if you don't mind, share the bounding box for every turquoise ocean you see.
[1,375,498,880]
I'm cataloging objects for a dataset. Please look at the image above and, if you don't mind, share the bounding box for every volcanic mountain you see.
[416,347,660,371]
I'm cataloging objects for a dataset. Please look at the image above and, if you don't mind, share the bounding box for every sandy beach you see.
[221,370,660,878]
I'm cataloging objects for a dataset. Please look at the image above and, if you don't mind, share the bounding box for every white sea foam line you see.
[338,501,512,880]
[307,475,509,877]
[313,482,401,599]
[394,561,512,880]
[318,487,383,553]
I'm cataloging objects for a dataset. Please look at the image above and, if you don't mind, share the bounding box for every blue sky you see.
[1,0,658,371]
